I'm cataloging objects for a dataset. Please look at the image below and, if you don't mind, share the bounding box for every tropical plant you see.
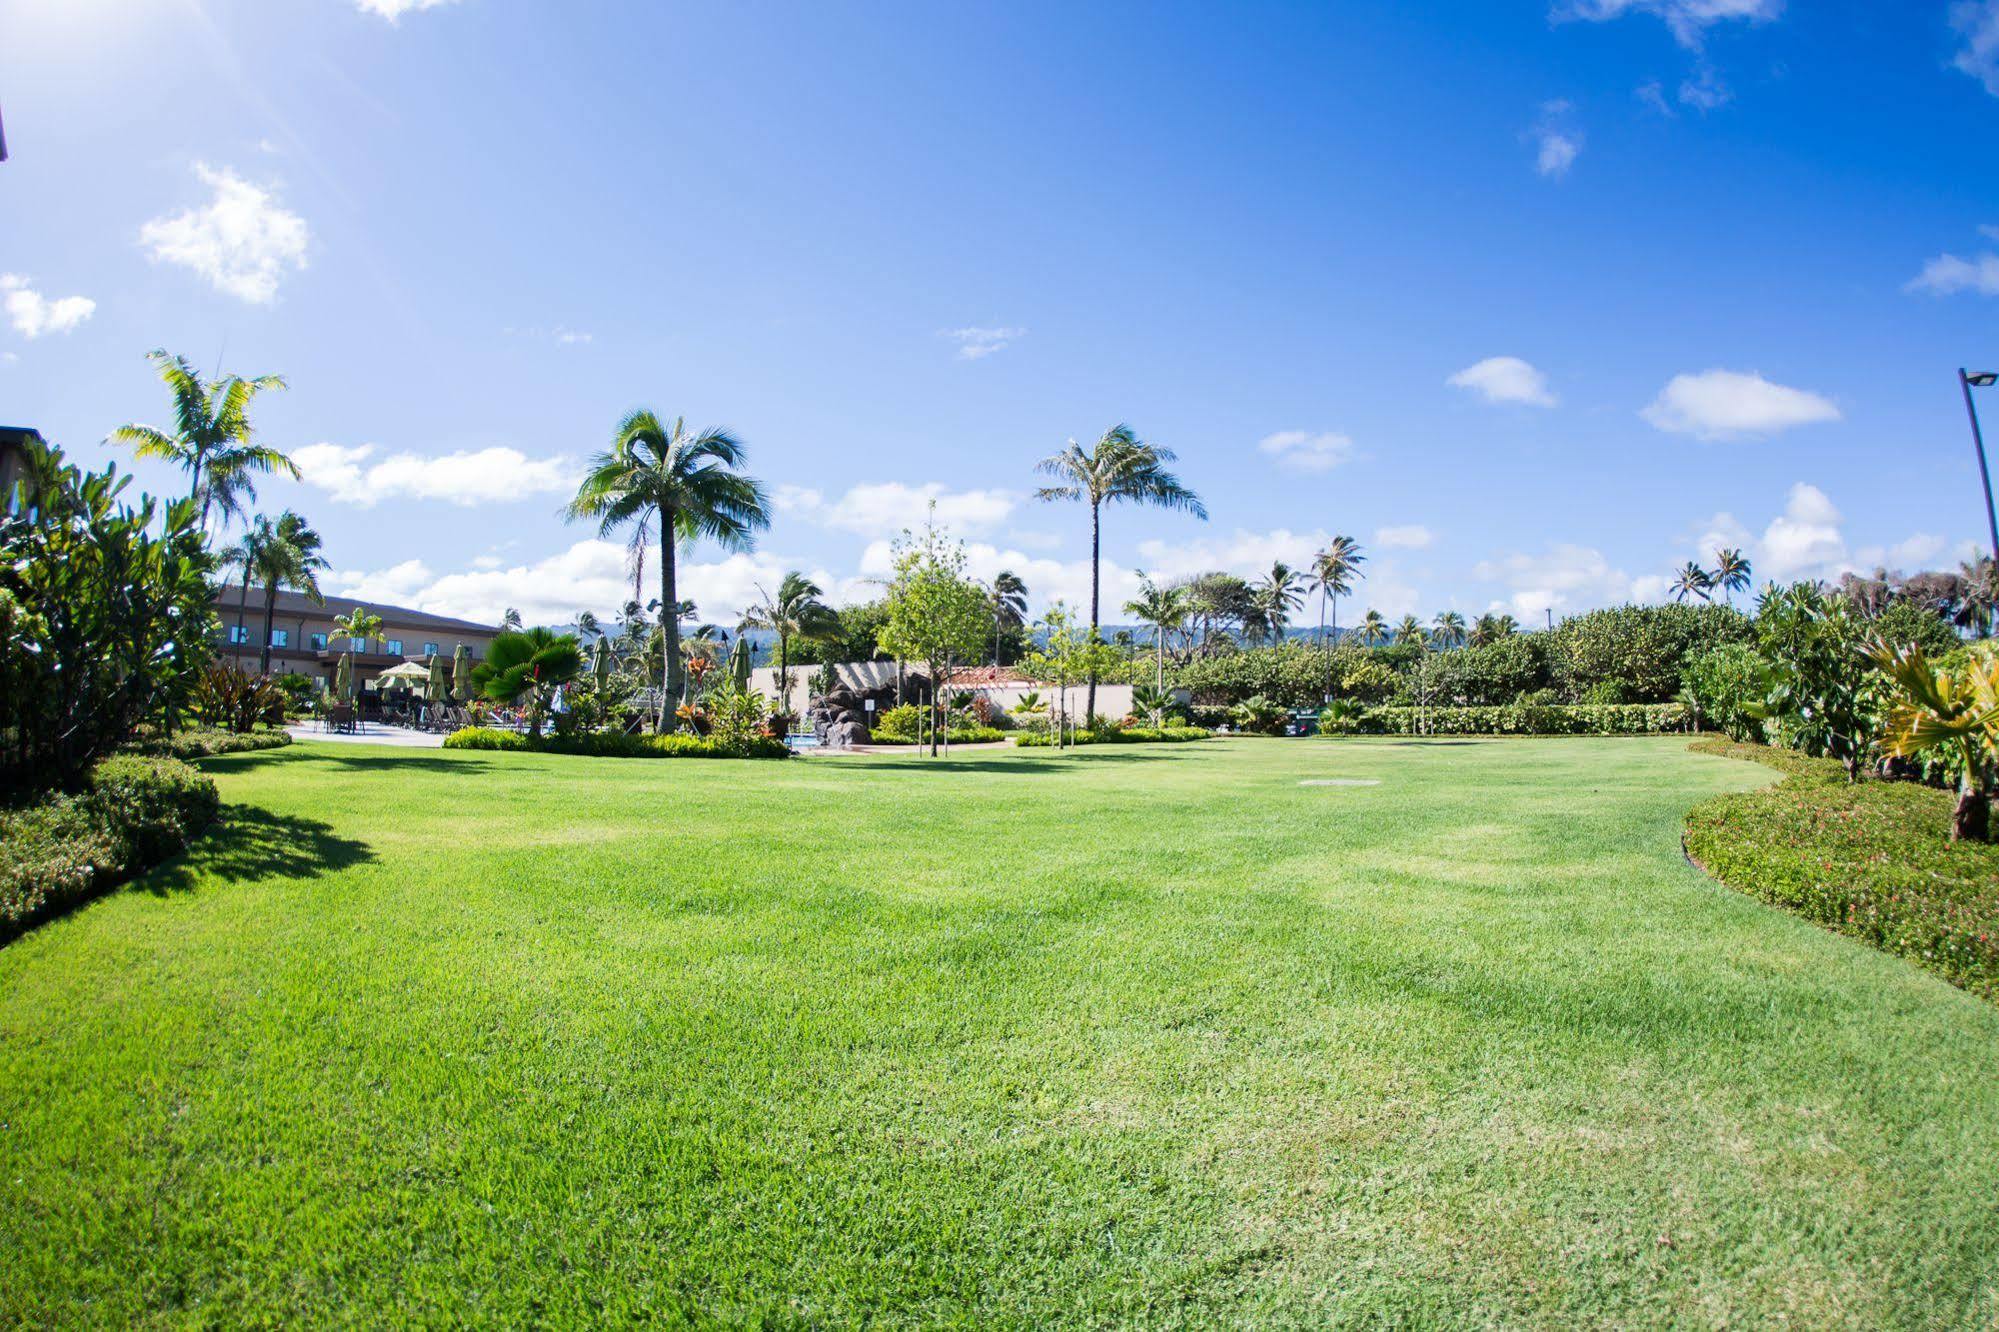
[1308,536,1366,646]
[1254,562,1305,638]
[989,570,1028,666]
[575,610,601,640]
[1957,556,1998,638]
[744,572,841,710]
[471,628,584,740]
[1229,694,1286,735]
[1670,562,1714,604]
[249,511,327,674]
[1123,576,1189,711]
[1680,642,1769,743]
[1468,612,1517,648]
[1394,614,1427,647]
[332,606,384,654]
[1184,572,1254,651]
[1130,681,1175,726]
[191,661,285,733]
[876,525,992,755]
[702,678,772,753]
[1868,640,1998,841]
[1432,610,1467,649]
[565,411,770,731]
[1035,424,1205,719]
[501,607,524,631]
[0,438,217,797]
[1011,690,1047,717]
[1360,608,1388,645]
[106,349,294,531]
[1712,548,1752,605]
[1749,583,1876,781]
[1317,697,1364,735]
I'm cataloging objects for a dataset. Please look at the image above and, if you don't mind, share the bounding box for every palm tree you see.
[216,524,269,653]
[1713,548,1752,606]
[1432,610,1467,649]
[1035,424,1205,719]
[565,411,770,731]
[253,511,327,674]
[1124,576,1189,712]
[1254,561,1305,641]
[501,607,524,631]
[1308,536,1367,646]
[1868,639,1998,841]
[107,349,294,531]
[990,570,1028,666]
[745,572,840,714]
[1360,608,1388,646]
[333,606,384,655]
[1670,562,1714,603]
[575,610,602,641]
[471,628,584,740]
[1394,614,1427,647]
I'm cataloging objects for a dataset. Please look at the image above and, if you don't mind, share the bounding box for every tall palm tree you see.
[501,607,524,631]
[745,571,840,712]
[566,411,770,731]
[575,609,602,641]
[1713,548,1752,606]
[1036,424,1205,719]
[1670,562,1714,603]
[1360,608,1388,646]
[1124,577,1189,714]
[1308,536,1367,646]
[216,524,270,652]
[1255,561,1305,641]
[1394,614,1427,647]
[990,570,1029,666]
[107,349,294,531]
[333,606,384,655]
[1432,610,1467,648]
[254,511,328,674]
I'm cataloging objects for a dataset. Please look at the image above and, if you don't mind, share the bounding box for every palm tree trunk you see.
[1955,775,1990,842]
[1085,500,1100,724]
[660,509,680,734]
[778,630,790,720]
[1154,625,1165,726]
[259,580,279,675]
[235,573,251,665]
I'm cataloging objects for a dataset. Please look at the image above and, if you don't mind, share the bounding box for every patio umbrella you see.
[593,637,612,691]
[729,633,752,687]
[335,652,352,701]
[377,660,431,684]
[451,644,472,702]
[426,653,447,703]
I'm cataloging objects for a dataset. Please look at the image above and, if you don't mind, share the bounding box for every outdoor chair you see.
[326,704,357,735]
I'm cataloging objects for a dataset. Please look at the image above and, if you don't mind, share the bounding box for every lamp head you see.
[1967,371,1999,388]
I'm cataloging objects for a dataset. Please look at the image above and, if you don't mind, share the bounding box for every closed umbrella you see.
[426,653,447,702]
[335,652,352,702]
[730,633,752,687]
[593,636,612,691]
[451,644,472,702]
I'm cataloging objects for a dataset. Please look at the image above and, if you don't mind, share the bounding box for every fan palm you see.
[745,571,841,712]
[1308,536,1367,646]
[1036,424,1205,719]
[1713,548,1752,605]
[471,628,584,740]
[565,411,770,731]
[1868,640,1999,841]
[1432,610,1467,649]
[1360,608,1387,646]
[1124,576,1189,709]
[1670,562,1714,603]
[107,349,294,531]
[990,570,1029,665]
[252,511,327,674]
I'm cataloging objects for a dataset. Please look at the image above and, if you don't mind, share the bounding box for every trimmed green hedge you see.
[1342,703,1691,736]
[867,727,1009,746]
[1684,738,1999,1002]
[1,756,219,940]
[442,727,789,760]
[127,727,294,761]
[1014,726,1211,747]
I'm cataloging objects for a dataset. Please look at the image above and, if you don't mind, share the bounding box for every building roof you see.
[218,586,498,635]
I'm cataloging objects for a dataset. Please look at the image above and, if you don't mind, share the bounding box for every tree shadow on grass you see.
[208,749,497,776]
[814,748,1203,774]
[140,805,376,894]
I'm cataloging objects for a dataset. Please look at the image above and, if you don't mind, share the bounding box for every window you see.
[269,629,289,648]
[349,637,366,652]
[227,624,250,645]
[384,639,404,656]
[309,633,329,651]
[422,641,439,657]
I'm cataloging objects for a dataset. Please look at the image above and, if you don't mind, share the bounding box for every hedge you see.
[127,727,294,762]
[1339,703,1691,736]
[1,755,219,940]
[442,727,789,760]
[1684,738,1999,1003]
[1014,726,1211,747]
[867,727,1009,746]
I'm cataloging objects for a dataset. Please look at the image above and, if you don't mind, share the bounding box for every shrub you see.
[1552,603,1752,704]
[1229,695,1287,735]
[872,703,922,739]
[190,662,287,733]
[1013,726,1209,747]
[1,755,218,939]
[1351,703,1690,736]
[1685,738,1999,1001]
[868,726,1008,746]
[442,727,788,759]
[128,727,293,761]
[1681,643,1768,743]
[1415,635,1552,707]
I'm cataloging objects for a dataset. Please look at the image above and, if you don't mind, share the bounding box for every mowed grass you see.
[4,738,1999,1327]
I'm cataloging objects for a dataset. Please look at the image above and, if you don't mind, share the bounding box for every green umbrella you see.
[593,636,612,691]
[451,644,472,702]
[335,652,352,702]
[729,633,752,686]
[426,653,447,703]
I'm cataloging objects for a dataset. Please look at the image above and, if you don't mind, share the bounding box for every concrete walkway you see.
[285,723,447,748]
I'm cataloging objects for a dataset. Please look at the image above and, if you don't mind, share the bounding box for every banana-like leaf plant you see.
[1867,639,1998,842]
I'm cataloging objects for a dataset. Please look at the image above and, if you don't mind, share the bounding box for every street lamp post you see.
[1959,369,1999,565]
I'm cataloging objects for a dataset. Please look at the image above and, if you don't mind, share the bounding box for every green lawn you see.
[4,737,1998,1327]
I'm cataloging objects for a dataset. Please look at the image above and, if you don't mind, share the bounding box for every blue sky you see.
[4,0,1998,629]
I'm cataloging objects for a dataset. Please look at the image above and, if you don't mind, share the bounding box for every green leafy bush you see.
[442,727,788,759]
[1013,726,1209,747]
[128,727,293,761]
[1552,603,1751,704]
[867,726,1008,746]
[1680,643,1768,743]
[1685,738,1999,1001]
[1,755,218,939]
[871,703,922,739]
[1414,635,1552,707]
[1353,703,1690,735]
[1230,695,1287,735]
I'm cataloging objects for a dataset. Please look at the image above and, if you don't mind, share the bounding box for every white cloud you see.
[1556,0,1783,50]
[1136,527,1331,583]
[1678,66,1734,110]
[851,536,1116,618]
[1640,369,1839,439]
[139,163,309,304]
[1257,430,1358,473]
[1375,524,1434,550]
[1907,251,1999,297]
[1755,483,1846,580]
[1447,356,1557,407]
[1953,1,1999,96]
[781,481,1018,535]
[293,442,575,507]
[1529,100,1583,178]
[0,275,94,338]
[941,326,1026,361]
[354,0,462,19]
[1474,542,1646,619]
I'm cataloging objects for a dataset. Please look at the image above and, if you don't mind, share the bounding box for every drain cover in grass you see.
[1299,778,1381,787]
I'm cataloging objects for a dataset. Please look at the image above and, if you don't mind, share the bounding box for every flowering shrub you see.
[1685,738,1999,1002]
